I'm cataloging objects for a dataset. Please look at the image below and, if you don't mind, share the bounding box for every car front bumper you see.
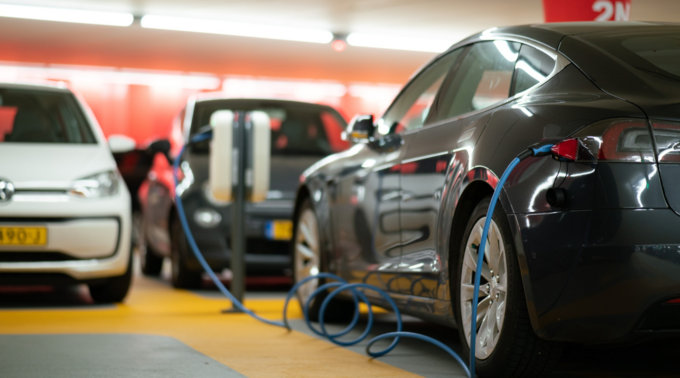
[182,197,293,276]
[0,189,131,282]
[512,208,680,344]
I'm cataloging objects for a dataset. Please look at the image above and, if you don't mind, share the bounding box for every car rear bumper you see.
[0,191,131,282]
[512,208,680,344]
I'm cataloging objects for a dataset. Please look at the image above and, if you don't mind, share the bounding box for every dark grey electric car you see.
[139,96,347,288]
[293,22,680,378]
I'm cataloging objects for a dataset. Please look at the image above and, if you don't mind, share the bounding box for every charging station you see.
[209,110,271,306]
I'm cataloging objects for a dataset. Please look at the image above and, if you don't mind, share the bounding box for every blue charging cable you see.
[173,131,553,378]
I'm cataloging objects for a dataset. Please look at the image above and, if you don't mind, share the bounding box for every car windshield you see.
[0,87,96,144]
[192,101,348,156]
[583,31,680,81]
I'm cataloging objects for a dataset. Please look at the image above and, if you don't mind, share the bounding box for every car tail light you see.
[652,120,680,163]
[665,298,680,304]
[552,118,655,162]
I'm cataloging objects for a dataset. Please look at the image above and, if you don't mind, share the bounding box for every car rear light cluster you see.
[551,118,655,162]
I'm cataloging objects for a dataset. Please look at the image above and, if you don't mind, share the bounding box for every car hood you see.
[0,144,116,190]
[270,156,324,195]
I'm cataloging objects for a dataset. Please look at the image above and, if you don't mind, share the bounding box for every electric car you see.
[0,82,132,303]
[293,22,680,378]
[138,96,347,288]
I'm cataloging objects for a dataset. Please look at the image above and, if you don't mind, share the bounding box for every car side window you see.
[436,41,520,121]
[376,49,462,137]
[511,44,557,96]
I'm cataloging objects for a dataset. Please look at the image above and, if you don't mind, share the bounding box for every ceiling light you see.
[141,15,333,44]
[331,40,347,52]
[0,3,133,26]
[347,33,454,53]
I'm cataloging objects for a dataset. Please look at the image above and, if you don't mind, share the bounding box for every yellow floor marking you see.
[0,276,422,378]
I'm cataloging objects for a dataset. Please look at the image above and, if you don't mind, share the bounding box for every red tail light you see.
[552,118,655,162]
[665,298,680,304]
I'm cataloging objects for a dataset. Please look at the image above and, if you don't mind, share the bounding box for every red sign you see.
[543,0,631,22]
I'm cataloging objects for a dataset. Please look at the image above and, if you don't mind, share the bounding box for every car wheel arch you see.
[447,179,495,276]
[293,180,336,273]
[447,174,542,334]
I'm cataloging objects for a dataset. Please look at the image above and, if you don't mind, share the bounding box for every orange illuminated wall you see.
[71,83,203,145]
[0,62,403,146]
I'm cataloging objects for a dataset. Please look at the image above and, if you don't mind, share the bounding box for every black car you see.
[139,97,347,288]
[293,22,680,378]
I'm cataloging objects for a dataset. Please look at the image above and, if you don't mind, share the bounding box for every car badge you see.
[0,179,15,202]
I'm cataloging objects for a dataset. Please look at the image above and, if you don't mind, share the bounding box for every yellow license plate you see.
[0,227,47,246]
[265,220,293,241]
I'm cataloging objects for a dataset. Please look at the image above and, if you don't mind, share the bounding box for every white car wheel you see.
[460,216,508,360]
[294,205,321,306]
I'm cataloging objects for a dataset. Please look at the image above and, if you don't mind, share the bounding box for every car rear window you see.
[582,32,680,81]
[0,88,96,144]
[192,101,348,156]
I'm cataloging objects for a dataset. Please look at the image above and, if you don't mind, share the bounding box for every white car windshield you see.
[0,87,96,144]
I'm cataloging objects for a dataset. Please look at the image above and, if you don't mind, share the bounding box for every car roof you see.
[443,21,680,121]
[195,95,332,107]
[455,21,680,51]
[0,81,71,93]
[192,95,344,116]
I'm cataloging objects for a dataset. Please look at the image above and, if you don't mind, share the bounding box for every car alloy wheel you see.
[294,206,321,306]
[460,216,508,360]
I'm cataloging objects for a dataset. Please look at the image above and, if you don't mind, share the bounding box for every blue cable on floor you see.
[173,131,552,378]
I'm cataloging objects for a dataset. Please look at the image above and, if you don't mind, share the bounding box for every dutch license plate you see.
[0,227,47,246]
[265,220,293,241]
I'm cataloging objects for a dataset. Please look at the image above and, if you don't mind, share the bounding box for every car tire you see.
[139,224,163,276]
[140,244,163,276]
[292,198,355,323]
[89,248,133,303]
[453,196,563,378]
[170,212,203,289]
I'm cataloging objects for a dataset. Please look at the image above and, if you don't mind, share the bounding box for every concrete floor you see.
[0,258,678,378]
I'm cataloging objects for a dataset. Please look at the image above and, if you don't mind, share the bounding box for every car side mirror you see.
[108,134,136,154]
[146,138,172,164]
[147,139,171,155]
[342,114,374,144]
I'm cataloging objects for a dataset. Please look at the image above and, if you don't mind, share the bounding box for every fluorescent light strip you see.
[348,83,402,100]
[141,15,333,44]
[222,78,405,103]
[0,3,133,26]
[222,78,347,101]
[0,63,221,90]
[347,32,454,53]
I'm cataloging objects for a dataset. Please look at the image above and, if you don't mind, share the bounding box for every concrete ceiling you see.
[0,0,678,84]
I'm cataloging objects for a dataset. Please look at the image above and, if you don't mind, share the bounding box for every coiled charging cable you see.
[173,130,553,378]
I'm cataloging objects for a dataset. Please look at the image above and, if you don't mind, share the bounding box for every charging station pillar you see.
[211,109,270,313]
[230,111,247,307]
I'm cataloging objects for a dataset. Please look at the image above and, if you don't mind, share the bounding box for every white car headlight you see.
[69,170,120,198]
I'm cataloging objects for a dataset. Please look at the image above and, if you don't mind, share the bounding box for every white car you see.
[0,82,132,303]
